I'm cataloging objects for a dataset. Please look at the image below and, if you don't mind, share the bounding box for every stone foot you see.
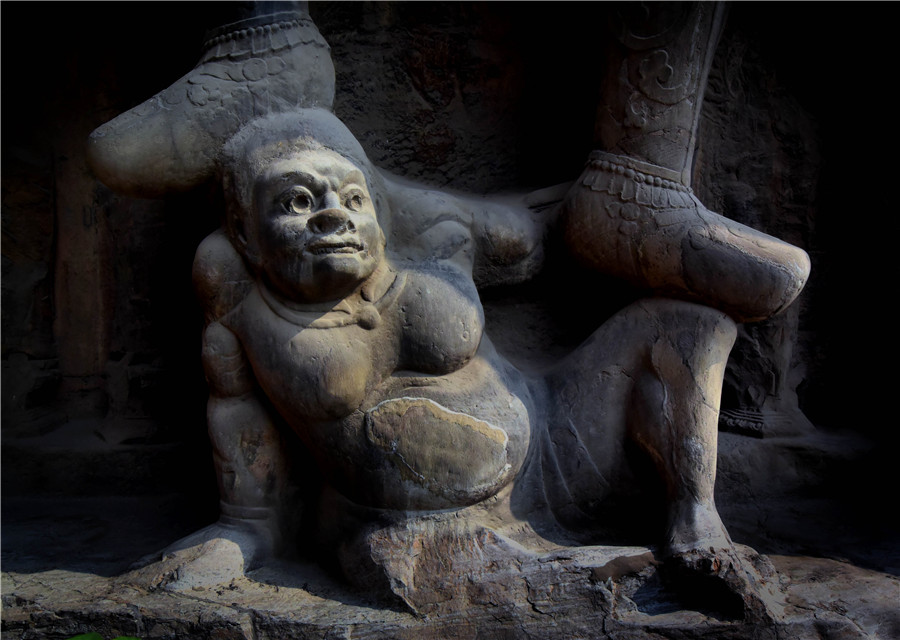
[561,151,810,323]
[658,500,785,622]
[661,543,787,624]
[87,8,335,196]
[121,519,276,592]
[663,500,733,557]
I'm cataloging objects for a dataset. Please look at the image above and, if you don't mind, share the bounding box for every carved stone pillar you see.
[595,2,727,186]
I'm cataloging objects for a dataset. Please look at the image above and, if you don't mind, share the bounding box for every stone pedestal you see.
[2,553,897,640]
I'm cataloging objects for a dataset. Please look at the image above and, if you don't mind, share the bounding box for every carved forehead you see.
[257,149,369,193]
[222,110,379,206]
[223,109,370,172]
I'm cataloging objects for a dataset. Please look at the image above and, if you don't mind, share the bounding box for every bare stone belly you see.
[318,354,532,511]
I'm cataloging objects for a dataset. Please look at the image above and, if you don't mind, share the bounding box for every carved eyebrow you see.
[338,169,367,191]
[259,165,368,198]
[269,170,329,195]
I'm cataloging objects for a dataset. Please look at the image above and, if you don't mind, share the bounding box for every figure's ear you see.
[369,174,391,242]
[232,216,256,263]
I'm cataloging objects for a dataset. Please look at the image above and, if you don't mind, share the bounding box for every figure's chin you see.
[265,250,382,303]
[309,251,373,281]
[296,255,375,300]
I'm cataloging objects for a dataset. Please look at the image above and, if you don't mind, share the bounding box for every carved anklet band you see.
[201,11,322,65]
[587,151,688,190]
[581,151,696,210]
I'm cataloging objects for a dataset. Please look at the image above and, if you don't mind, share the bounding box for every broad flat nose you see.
[309,208,355,234]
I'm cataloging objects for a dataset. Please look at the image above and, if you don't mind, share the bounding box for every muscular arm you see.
[193,227,253,325]
[193,228,286,516]
[382,172,567,288]
[201,321,286,513]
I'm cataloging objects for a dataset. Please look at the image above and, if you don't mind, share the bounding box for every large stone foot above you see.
[561,151,810,323]
[87,7,335,197]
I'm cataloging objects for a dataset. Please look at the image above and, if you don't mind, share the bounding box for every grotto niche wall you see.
[2,3,897,640]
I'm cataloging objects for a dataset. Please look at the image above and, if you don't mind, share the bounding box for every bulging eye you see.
[284,189,314,214]
[344,191,365,212]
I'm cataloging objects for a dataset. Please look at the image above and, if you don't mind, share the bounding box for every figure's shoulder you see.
[383,175,475,267]
[193,227,254,324]
[394,256,478,303]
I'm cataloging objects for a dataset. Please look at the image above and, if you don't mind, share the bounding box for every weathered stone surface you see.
[2,553,897,640]
[5,427,896,637]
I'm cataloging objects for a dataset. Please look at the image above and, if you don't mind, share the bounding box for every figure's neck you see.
[257,261,400,329]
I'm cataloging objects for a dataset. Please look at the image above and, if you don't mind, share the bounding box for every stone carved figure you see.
[88,1,809,625]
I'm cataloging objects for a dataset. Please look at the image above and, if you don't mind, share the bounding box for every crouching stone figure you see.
[87,2,810,623]
[144,107,809,621]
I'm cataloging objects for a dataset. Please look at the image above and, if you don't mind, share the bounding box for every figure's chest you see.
[234,292,390,422]
[229,270,484,423]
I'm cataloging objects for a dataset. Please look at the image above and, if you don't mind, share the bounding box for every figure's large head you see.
[221,110,389,303]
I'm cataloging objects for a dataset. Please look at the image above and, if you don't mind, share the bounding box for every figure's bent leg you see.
[626,299,736,556]
[545,299,785,621]
[207,391,287,550]
[195,320,289,561]
[126,321,290,591]
[541,298,734,547]
[536,305,638,538]
[626,302,786,622]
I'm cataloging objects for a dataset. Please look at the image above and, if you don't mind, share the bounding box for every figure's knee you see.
[630,298,737,368]
[634,298,736,339]
[591,298,736,351]
[546,298,735,436]
[625,300,736,447]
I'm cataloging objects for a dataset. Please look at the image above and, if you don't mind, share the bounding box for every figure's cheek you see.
[263,217,309,249]
[358,218,385,248]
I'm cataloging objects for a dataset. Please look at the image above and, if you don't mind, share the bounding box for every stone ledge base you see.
[3,555,897,640]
